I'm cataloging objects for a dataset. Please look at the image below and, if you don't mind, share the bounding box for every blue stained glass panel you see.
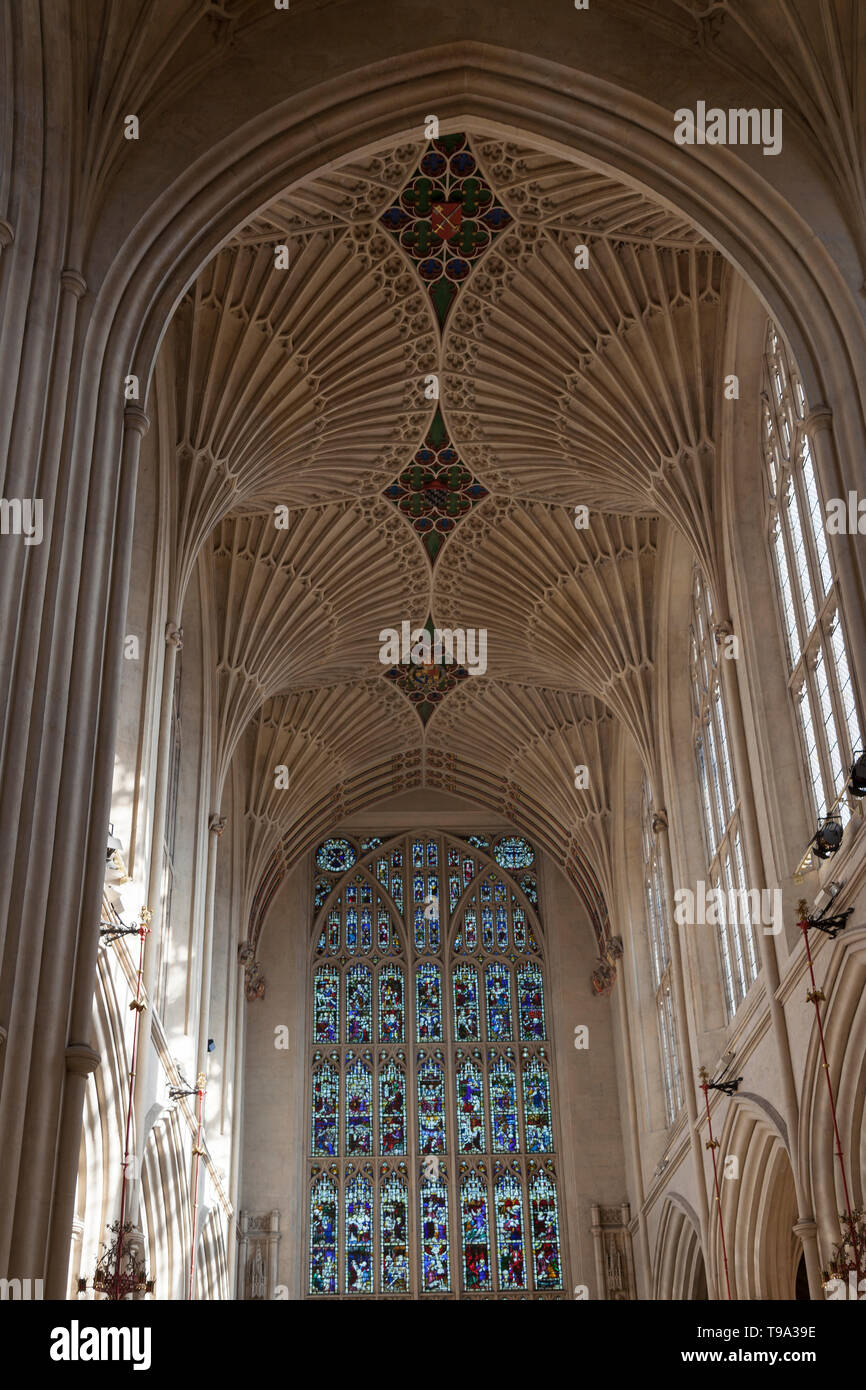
[449,873,461,912]
[416,963,442,1041]
[489,1055,518,1152]
[480,878,491,903]
[460,1172,492,1290]
[456,1059,486,1153]
[417,1055,446,1153]
[495,1174,527,1291]
[494,879,507,904]
[412,839,424,869]
[360,906,372,952]
[309,1175,338,1293]
[426,839,439,866]
[316,838,356,873]
[314,878,332,909]
[311,1061,339,1155]
[496,904,508,951]
[379,1059,407,1154]
[453,964,480,1040]
[346,964,372,1043]
[517,963,546,1040]
[485,962,513,1041]
[375,857,389,886]
[493,836,535,870]
[448,845,460,868]
[380,1173,410,1292]
[530,1172,562,1289]
[346,907,358,953]
[378,907,391,953]
[314,966,339,1043]
[481,905,494,951]
[522,1057,553,1152]
[345,1059,372,1154]
[414,904,425,952]
[345,881,358,906]
[464,907,477,952]
[345,1174,373,1293]
[392,874,403,914]
[512,904,526,952]
[327,909,340,953]
[378,963,404,1042]
[361,879,373,905]
[420,1179,450,1291]
[315,926,326,954]
[414,872,425,902]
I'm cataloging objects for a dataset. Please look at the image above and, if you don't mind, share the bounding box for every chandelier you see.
[78,1221,154,1299]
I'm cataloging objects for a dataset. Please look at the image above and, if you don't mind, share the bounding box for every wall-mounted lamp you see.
[813,815,843,860]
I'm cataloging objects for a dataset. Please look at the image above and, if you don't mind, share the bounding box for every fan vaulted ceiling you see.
[173,130,730,947]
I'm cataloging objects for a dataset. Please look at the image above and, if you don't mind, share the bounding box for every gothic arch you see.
[653,1194,707,1300]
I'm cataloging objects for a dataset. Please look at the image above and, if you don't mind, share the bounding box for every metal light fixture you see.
[813,814,843,859]
[848,750,866,799]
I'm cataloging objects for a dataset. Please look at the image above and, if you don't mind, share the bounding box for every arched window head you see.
[762,321,863,831]
[306,832,565,1298]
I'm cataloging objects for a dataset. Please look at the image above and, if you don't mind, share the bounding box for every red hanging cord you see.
[188,1074,207,1300]
[798,902,862,1279]
[699,1067,733,1300]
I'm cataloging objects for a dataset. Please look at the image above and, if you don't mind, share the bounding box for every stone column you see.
[652,805,718,1297]
[715,618,824,1300]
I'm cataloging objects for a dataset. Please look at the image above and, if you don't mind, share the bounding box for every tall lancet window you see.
[762,322,862,827]
[307,833,565,1298]
[690,567,760,1019]
[641,775,682,1125]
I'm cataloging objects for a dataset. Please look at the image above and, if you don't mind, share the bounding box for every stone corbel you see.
[651,809,668,834]
[209,813,227,836]
[165,621,184,649]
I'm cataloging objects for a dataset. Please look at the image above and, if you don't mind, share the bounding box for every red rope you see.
[113,909,150,1299]
[799,910,862,1278]
[700,1071,733,1299]
[188,1077,207,1300]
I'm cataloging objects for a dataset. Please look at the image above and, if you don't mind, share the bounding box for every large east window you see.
[307,832,564,1298]
[762,322,862,829]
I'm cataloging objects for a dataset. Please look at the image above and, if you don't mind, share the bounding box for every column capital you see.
[123,403,150,436]
[792,1218,819,1239]
[60,268,87,299]
[65,1042,101,1077]
[805,404,833,435]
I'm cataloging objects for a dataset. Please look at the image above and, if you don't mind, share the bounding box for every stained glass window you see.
[379,1059,407,1155]
[308,831,563,1296]
[416,962,442,1041]
[345,1059,372,1155]
[345,1174,373,1293]
[345,965,372,1044]
[494,836,535,869]
[309,1175,338,1294]
[495,1173,527,1291]
[453,964,480,1040]
[312,1061,339,1156]
[417,1053,447,1154]
[517,963,546,1040]
[489,1054,519,1152]
[378,964,404,1043]
[529,1171,563,1289]
[522,1055,553,1153]
[456,1058,486,1153]
[380,1173,410,1292]
[420,1175,451,1291]
[485,962,513,1040]
[315,838,357,873]
[314,966,339,1043]
[460,1171,492,1291]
